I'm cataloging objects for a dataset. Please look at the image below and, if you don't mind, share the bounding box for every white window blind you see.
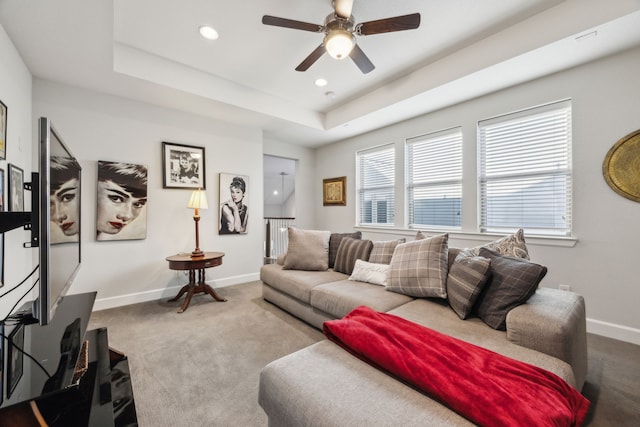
[478,100,572,236]
[406,128,462,228]
[357,144,395,225]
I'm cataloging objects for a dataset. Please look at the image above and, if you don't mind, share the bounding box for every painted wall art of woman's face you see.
[96,161,148,241]
[50,157,81,242]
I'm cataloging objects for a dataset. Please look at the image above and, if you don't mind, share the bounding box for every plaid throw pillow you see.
[386,234,449,299]
[474,247,547,330]
[368,238,406,264]
[446,254,492,320]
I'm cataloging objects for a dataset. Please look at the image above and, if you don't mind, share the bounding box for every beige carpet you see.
[89,281,323,427]
[90,281,640,427]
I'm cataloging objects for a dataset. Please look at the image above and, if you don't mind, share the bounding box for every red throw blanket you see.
[323,306,589,427]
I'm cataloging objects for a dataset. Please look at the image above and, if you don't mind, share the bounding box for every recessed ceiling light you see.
[315,78,328,87]
[199,25,219,40]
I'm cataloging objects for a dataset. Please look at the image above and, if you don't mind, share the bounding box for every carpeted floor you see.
[89,281,640,427]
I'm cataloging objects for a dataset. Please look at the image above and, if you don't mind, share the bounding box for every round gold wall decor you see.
[603,129,640,202]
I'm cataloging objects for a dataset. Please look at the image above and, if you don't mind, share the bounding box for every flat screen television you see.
[31,117,82,326]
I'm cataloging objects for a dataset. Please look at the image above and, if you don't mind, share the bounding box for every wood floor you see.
[583,333,640,425]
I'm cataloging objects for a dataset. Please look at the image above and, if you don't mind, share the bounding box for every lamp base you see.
[191,249,204,258]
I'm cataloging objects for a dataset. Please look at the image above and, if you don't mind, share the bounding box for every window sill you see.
[354,226,577,248]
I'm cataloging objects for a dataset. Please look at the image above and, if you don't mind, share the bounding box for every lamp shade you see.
[188,189,208,210]
[324,30,355,59]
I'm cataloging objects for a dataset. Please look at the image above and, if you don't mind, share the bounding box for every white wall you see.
[263,138,316,230]
[315,46,640,344]
[0,25,34,320]
[32,80,264,310]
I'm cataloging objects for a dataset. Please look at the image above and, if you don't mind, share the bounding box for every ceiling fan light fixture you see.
[324,30,355,60]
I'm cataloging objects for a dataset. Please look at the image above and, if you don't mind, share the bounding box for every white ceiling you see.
[1,0,640,147]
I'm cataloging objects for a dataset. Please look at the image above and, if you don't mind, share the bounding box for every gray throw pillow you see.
[446,254,492,320]
[282,228,331,271]
[474,247,547,330]
[386,233,449,299]
[328,231,362,268]
[334,237,373,275]
[368,238,406,264]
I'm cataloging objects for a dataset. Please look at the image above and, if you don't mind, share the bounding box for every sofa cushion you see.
[283,228,331,271]
[474,248,547,330]
[446,255,492,320]
[311,280,414,319]
[368,238,406,264]
[386,234,449,299]
[348,260,389,286]
[260,264,348,303]
[333,237,373,275]
[469,229,529,260]
[328,231,362,268]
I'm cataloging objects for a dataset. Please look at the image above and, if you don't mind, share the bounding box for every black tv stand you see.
[0,293,137,426]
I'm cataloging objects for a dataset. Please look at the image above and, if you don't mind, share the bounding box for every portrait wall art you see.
[162,142,206,189]
[50,156,81,244]
[96,160,148,241]
[8,163,24,211]
[219,173,249,235]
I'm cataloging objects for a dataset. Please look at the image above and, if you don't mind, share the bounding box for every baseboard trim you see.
[93,272,260,312]
[587,318,640,346]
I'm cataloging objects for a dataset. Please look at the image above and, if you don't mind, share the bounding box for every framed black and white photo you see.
[8,163,24,211]
[96,161,148,241]
[162,142,206,189]
[7,323,24,399]
[0,323,3,404]
[219,173,249,235]
[0,99,7,160]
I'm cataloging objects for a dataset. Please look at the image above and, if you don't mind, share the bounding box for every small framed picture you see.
[323,176,347,206]
[8,163,24,211]
[162,142,206,189]
[7,323,25,399]
[0,166,5,212]
[0,99,7,160]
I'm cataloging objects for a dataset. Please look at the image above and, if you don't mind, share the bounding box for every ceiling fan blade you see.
[295,44,326,72]
[262,15,323,33]
[349,44,375,74]
[333,0,354,19]
[357,13,421,35]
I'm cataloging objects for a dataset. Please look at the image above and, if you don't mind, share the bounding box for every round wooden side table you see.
[166,251,226,313]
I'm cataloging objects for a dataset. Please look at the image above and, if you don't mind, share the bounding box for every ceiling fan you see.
[262,0,420,74]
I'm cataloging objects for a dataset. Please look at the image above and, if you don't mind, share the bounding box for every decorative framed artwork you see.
[7,323,24,399]
[603,129,640,203]
[0,99,6,160]
[323,176,347,206]
[219,173,249,235]
[8,163,24,211]
[162,142,206,189]
[96,161,148,241]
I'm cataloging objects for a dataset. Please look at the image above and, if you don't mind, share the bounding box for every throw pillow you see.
[368,238,406,264]
[348,259,390,286]
[386,233,449,299]
[328,231,362,268]
[334,237,374,275]
[282,228,331,271]
[474,247,547,330]
[414,230,428,240]
[469,229,529,260]
[446,254,492,320]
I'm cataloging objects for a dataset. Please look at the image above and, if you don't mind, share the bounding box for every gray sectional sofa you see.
[258,232,588,426]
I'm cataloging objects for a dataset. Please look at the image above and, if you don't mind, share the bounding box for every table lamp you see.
[187,188,208,258]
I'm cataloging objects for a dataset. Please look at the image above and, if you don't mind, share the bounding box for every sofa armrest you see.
[506,287,587,390]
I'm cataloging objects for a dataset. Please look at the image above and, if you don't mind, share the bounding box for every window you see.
[357,144,395,225]
[406,128,462,228]
[478,100,572,236]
